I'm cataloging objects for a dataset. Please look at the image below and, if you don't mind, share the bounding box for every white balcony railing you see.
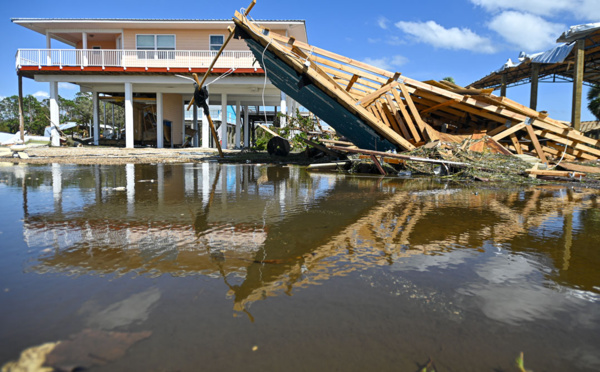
[16,49,257,70]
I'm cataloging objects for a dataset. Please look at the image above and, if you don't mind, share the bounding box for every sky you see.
[1,0,599,122]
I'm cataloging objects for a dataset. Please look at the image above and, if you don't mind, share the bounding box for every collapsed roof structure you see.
[230,11,599,164]
[469,23,600,131]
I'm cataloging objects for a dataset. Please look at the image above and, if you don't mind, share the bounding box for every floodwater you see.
[1,162,599,372]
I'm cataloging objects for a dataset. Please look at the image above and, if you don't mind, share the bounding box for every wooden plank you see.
[557,162,600,174]
[524,123,548,163]
[375,100,393,129]
[390,87,421,142]
[370,154,387,175]
[385,72,402,85]
[509,134,523,155]
[355,82,397,107]
[329,146,470,167]
[379,101,402,135]
[534,129,600,158]
[419,98,460,115]
[398,83,439,141]
[532,119,600,149]
[526,169,586,178]
[492,122,526,141]
[346,74,359,92]
[546,141,596,161]
[384,94,411,139]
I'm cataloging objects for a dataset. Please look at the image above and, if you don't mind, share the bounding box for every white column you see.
[49,81,60,147]
[235,101,241,149]
[92,91,99,145]
[243,105,249,148]
[46,33,51,65]
[157,163,164,206]
[220,93,228,149]
[192,103,198,147]
[201,92,210,148]
[82,32,88,66]
[125,82,134,148]
[181,97,186,146]
[156,92,163,148]
[280,91,287,127]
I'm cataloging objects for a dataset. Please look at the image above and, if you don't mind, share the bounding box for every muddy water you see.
[0,163,599,371]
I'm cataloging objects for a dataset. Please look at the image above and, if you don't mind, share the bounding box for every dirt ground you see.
[0,145,320,165]
[0,146,225,165]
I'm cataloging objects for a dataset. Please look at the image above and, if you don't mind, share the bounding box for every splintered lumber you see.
[232,8,599,163]
[526,169,586,178]
[328,146,470,167]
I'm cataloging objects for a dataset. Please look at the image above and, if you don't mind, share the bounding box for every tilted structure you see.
[232,10,600,163]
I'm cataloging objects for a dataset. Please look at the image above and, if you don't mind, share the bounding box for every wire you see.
[549,142,568,170]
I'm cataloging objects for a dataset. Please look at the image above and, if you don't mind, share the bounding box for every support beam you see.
[571,39,585,131]
[45,32,51,65]
[530,63,539,110]
[235,101,241,148]
[92,91,99,145]
[500,74,507,97]
[201,90,210,148]
[221,93,228,149]
[243,105,249,148]
[18,74,24,143]
[125,82,134,148]
[192,100,198,147]
[49,81,60,147]
[157,92,164,148]
[280,91,287,127]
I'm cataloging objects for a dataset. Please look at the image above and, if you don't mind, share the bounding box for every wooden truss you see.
[233,11,600,162]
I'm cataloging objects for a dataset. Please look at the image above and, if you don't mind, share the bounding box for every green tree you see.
[587,84,600,121]
[442,76,456,84]
[0,95,48,135]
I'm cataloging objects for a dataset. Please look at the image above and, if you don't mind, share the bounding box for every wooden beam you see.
[384,94,411,139]
[375,100,393,129]
[385,72,402,85]
[370,154,387,175]
[534,129,600,158]
[419,98,460,115]
[398,83,439,141]
[524,121,548,164]
[492,122,526,141]
[572,39,585,131]
[346,74,359,92]
[18,73,25,143]
[509,133,523,155]
[355,82,397,107]
[530,63,539,111]
[380,100,402,135]
[391,87,421,142]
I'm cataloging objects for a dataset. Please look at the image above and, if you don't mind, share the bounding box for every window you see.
[210,35,224,51]
[136,34,175,59]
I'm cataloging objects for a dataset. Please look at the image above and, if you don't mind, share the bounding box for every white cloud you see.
[377,16,390,30]
[367,38,381,44]
[470,0,600,20]
[363,55,408,71]
[488,11,565,51]
[33,91,49,99]
[395,20,496,53]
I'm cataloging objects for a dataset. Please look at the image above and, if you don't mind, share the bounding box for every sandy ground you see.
[0,146,226,165]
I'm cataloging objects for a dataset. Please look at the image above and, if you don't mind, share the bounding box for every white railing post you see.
[38,50,41,69]
[102,50,105,70]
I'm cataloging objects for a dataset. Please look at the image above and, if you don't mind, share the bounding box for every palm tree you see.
[587,84,600,120]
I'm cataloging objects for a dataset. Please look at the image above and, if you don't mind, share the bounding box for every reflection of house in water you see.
[8,162,600,315]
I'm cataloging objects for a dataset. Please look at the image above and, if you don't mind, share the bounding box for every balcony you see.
[16,49,258,71]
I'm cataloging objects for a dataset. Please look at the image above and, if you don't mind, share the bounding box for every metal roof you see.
[469,23,600,90]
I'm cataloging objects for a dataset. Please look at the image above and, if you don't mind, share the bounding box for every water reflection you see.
[1,163,599,323]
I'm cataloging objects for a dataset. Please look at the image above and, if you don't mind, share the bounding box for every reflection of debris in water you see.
[360,272,463,322]
[79,287,161,330]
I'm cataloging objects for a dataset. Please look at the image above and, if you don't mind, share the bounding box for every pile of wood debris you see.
[232,7,600,180]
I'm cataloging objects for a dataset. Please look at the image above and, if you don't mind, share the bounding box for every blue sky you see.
[1,0,599,122]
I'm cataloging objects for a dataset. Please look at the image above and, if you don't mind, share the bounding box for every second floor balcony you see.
[16,48,259,72]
